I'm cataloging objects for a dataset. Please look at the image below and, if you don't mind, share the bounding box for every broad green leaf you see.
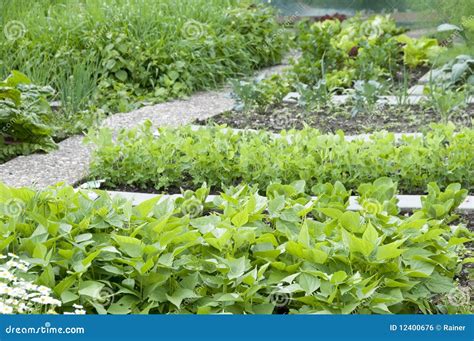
[339,211,362,232]
[113,235,144,258]
[376,240,405,261]
[362,223,378,244]
[227,256,247,280]
[318,208,343,219]
[231,210,248,227]
[78,281,105,299]
[166,288,200,308]
[54,276,77,296]
[425,273,454,293]
[298,273,321,295]
[134,195,162,217]
[330,271,347,285]
[61,291,79,304]
[153,198,175,218]
[298,221,310,247]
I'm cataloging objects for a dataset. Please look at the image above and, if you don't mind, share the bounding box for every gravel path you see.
[0,63,290,189]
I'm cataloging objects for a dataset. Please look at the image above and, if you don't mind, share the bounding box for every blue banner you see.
[0,315,472,340]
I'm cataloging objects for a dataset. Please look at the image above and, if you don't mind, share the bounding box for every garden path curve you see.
[0,64,289,189]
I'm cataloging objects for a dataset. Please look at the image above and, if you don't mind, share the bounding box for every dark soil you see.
[455,211,473,291]
[460,211,474,230]
[195,104,474,135]
[93,182,434,196]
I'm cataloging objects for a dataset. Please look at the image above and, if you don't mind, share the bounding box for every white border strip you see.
[100,191,474,212]
[188,125,423,142]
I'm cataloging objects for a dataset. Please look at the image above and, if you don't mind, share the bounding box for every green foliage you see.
[0,71,57,162]
[395,35,442,68]
[232,15,443,110]
[0,0,288,113]
[232,74,292,112]
[87,122,474,193]
[0,179,471,314]
[428,55,474,88]
[423,86,470,122]
[292,15,414,89]
[423,55,473,121]
[349,80,384,116]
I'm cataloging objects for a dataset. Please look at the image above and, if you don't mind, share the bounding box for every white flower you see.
[7,253,19,259]
[16,302,28,313]
[20,281,38,292]
[0,254,60,313]
[6,260,19,268]
[16,263,28,271]
[31,295,60,306]
[0,270,15,281]
[37,286,52,295]
[0,303,13,314]
[8,287,27,299]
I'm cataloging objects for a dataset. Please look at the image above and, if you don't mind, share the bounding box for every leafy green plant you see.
[232,74,291,112]
[87,122,474,193]
[296,80,330,109]
[349,80,384,116]
[423,85,470,123]
[395,35,442,68]
[427,55,474,89]
[237,15,443,111]
[0,71,57,162]
[0,179,471,314]
[423,56,472,122]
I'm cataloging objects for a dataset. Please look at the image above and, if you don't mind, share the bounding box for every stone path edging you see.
[96,190,474,212]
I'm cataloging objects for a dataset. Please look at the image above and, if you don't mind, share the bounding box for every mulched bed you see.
[195,103,474,135]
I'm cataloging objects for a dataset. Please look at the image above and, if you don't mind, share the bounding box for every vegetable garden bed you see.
[195,103,474,135]
[0,0,289,163]
[1,1,473,318]
[1,178,472,314]
[85,123,474,195]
